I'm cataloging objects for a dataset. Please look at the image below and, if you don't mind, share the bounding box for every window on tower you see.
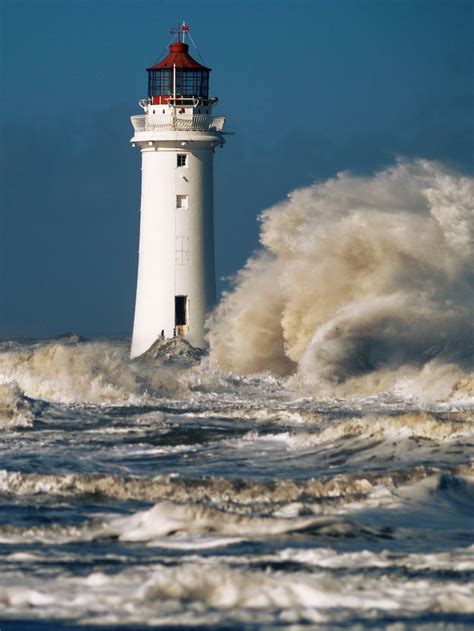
[177,154,187,167]
[176,194,189,209]
[147,68,209,99]
[175,295,188,332]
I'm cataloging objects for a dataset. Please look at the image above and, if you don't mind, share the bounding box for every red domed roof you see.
[147,42,210,71]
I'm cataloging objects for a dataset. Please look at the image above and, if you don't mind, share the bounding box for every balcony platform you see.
[131,114,225,133]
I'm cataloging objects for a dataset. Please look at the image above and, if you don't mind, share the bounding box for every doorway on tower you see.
[175,295,188,336]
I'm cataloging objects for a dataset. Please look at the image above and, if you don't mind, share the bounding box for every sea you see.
[0,334,472,630]
[0,159,473,628]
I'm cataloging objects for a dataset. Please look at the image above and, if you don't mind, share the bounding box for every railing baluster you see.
[131,114,225,133]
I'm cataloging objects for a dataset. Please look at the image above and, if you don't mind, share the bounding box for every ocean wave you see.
[278,544,474,571]
[289,410,474,446]
[136,562,474,615]
[0,383,36,428]
[2,558,473,628]
[104,501,349,541]
[1,336,472,411]
[0,469,380,506]
[0,338,183,406]
[0,495,392,546]
[1,465,471,514]
[226,411,474,456]
[208,159,474,402]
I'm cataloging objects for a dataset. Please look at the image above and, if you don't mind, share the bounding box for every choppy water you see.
[0,335,473,629]
[1,160,473,627]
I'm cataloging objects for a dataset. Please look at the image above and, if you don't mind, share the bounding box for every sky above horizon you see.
[1,0,473,338]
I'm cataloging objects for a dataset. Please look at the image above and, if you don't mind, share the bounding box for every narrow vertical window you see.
[177,154,187,167]
[175,295,188,336]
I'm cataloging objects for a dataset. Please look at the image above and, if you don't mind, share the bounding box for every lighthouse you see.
[130,23,226,358]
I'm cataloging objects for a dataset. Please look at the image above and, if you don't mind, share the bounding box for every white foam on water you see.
[224,411,474,456]
[0,383,35,428]
[2,464,454,525]
[0,585,54,607]
[208,160,474,403]
[1,557,473,627]
[4,467,470,547]
[104,500,336,542]
[137,563,400,610]
[0,339,182,406]
[278,544,474,572]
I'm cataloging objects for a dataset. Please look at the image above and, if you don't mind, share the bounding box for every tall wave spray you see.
[209,160,474,400]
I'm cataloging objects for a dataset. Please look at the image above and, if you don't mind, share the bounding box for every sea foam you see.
[208,160,474,402]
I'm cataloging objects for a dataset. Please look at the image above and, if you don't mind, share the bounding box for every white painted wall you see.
[175,145,216,348]
[130,126,223,358]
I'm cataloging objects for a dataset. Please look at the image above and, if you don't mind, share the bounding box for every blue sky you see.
[0,0,472,337]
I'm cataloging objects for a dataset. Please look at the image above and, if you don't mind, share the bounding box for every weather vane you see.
[170,21,190,43]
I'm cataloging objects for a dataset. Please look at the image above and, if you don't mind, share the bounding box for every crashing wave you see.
[0,383,36,428]
[1,463,472,512]
[0,338,183,406]
[208,159,474,402]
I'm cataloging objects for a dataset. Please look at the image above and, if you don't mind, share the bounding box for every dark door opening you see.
[175,295,188,335]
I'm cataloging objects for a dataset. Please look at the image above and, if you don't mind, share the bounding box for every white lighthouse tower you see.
[130,23,226,358]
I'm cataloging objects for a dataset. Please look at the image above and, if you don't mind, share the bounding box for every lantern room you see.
[147,42,211,105]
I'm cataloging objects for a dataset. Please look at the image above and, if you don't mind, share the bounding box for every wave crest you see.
[0,338,182,405]
[0,383,34,428]
[208,160,474,401]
